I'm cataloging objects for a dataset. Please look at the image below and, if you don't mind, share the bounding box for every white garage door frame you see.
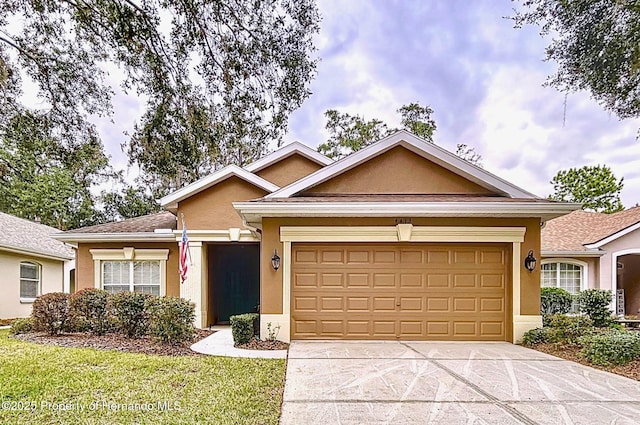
[259,224,540,343]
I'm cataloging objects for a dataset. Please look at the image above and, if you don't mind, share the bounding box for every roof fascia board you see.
[265,130,538,199]
[541,250,604,257]
[244,142,333,172]
[51,233,176,243]
[234,201,580,221]
[584,221,640,249]
[0,244,74,261]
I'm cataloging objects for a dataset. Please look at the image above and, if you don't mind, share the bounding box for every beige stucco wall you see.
[0,251,64,319]
[177,176,267,230]
[255,153,324,187]
[304,147,495,195]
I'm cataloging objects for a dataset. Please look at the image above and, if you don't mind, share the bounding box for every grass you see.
[0,330,286,424]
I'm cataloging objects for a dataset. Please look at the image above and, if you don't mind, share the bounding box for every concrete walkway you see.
[190,328,287,359]
[281,341,640,424]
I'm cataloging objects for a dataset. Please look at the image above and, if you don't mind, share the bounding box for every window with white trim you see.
[541,262,583,311]
[102,260,161,296]
[20,261,41,300]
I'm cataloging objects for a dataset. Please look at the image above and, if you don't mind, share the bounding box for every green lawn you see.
[0,330,286,424]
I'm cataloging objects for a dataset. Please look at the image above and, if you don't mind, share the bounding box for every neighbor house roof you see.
[52,211,177,243]
[542,207,640,254]
[0,212,75,260]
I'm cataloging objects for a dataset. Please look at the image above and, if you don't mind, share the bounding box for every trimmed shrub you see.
[521,327,553,346]
[32,292,71,335]
[230,313,259,345]
[546,314,594,344]
[541,287,573,325]
[108,292,151,337]
[576,289,613,327]
[9,317,33,335]
[70,289,110,335]
[579,330,640,366]
[146,296,196,344]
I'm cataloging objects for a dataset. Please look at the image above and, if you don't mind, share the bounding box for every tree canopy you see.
[549,165,624,213]
[317,103,482,166]
[0,0,319,228]
[513,0,640,121]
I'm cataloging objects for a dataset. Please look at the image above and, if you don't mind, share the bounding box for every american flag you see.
[179,222,189,283]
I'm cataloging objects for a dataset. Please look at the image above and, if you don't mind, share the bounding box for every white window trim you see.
[540,258,588,293]
[90,248,169,296]
[19,261,41,303]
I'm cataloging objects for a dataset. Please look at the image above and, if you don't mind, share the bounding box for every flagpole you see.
[181,212,193,266]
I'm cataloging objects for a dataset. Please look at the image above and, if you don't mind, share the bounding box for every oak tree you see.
[513,0,640,120]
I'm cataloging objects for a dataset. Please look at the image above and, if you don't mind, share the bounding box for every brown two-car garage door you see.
[291,243,510,341]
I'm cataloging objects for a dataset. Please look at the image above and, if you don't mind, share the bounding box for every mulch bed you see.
[236,338,289,351]
[12,329,215,357]
[532,343,640,381]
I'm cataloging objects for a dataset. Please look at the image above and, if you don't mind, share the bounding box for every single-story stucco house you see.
[542,207,640,316]
[55,131,579,342]
[0,212,75,319]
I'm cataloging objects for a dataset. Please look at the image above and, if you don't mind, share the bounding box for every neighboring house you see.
[542,207,640,316]
[55,131,578,342]
[0,212,75,319]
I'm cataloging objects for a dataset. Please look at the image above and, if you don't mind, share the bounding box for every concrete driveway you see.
[280,341,640,424]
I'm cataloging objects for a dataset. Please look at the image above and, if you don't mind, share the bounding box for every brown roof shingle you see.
[542,207,640,251]
[68,211,177,234]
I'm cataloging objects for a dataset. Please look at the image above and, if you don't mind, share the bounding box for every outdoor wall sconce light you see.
[271,249,281,271]
[524,250,537,272]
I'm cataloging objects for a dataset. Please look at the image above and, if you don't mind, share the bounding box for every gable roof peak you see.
[159,164,279,209]
[244,141,333,173]
[265,130,540,199]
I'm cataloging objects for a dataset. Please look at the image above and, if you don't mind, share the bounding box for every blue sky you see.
[99,0,640,206]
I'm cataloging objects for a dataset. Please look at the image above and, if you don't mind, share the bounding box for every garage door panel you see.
[291,243,509,341]
[400,274,423,288]
[374,250,396,263]
[426,274,450,288]
[346,297,369,311]
[427,297,450,312]
[320,273,343,287]
[320,297,343,311]
[373,273,396,287]
[320,249,344,264]
[294,273,317,288]
[427,250,450,264]
[372,297,396,311]
[480,274,504,288]
[453,298,477,312]
[346,273,369,287]
[453,274,477,288]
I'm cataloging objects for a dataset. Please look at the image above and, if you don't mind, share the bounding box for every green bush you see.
[541,287,573,317]
[521,327,553,346]
[579,330,640,366]
[230,313,259,345]
[108,292,152,337]
[9,317,33,335]
[146,296,196,344]
[546,314,594,344]
[32,292,71,335]
[576,289,613,327]
[70,289,110,335]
